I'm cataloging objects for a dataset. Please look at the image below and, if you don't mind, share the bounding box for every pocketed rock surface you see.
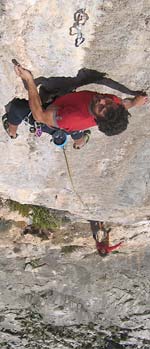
[0,0,150,223]
[0,1,150,347]
[0,208,150,348]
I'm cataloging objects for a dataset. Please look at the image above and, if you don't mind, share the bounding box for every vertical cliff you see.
[0,1,150,347]
[0,0,150,222]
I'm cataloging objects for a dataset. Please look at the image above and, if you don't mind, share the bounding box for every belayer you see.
[2,61,148,149]
[91,221,123,257]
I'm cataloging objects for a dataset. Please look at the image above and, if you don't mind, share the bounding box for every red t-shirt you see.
[52,90,121,132]
[96,240,123,254]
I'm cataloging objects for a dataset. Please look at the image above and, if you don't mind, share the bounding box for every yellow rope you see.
[63,147,90,211]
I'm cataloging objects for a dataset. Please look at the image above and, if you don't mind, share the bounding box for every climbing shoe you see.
[73,130,91,149]
[2,114,18,139]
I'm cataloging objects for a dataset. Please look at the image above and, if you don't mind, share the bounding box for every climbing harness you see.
[24,112,43,137]
[69,8,89,47]
[29,122,43,137]
[24,109,68,146]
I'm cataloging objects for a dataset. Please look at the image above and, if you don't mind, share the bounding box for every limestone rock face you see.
[0,215,150,349]
[1,2,150,347]
[0,0,150,223]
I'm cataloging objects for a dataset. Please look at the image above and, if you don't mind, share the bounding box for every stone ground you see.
[1,0,150,347]
[0,206,150,348]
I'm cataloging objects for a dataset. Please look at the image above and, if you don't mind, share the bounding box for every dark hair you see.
[96,105,130,136]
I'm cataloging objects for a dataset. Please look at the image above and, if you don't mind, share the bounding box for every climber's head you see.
[91,93,130,136]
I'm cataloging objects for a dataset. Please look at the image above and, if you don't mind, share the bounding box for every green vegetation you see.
[7,199,62,231]
[61,245,80,254]
[32,206,61,230]
[0,343,8,348]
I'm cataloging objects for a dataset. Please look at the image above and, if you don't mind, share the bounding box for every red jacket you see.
[96,240,123,254]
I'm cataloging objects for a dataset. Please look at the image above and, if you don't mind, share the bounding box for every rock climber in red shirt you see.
[2,63,148,149]
[90,221,123,257]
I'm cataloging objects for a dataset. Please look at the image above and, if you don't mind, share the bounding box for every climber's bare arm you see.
[26,77,56,126]
[122,95,148,110]
[14,65,56,127]
[99,77,144,96]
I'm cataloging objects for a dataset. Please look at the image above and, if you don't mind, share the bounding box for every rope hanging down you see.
[62,147,90,211]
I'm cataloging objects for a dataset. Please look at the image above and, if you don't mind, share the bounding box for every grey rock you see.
[0,0,150,223]
[0,237,150,348]
[0,1,150,346]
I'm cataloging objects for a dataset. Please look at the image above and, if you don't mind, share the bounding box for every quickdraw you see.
[24,113,43,137]
[69,8,89,47]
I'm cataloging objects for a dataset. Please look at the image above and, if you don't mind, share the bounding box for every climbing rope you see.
[62,146,90,211]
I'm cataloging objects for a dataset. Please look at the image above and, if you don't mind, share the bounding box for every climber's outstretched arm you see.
[122,95,148,109]
[98,77,145,96]
[14,65,56,127]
